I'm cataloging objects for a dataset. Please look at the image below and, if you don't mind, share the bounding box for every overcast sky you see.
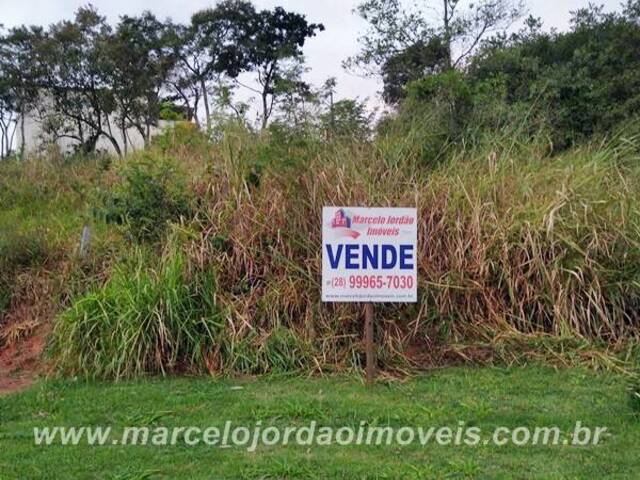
[0,0,625,113]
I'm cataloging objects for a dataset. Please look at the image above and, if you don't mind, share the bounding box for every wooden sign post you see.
[364,303,375,386]
[321,207,417,387]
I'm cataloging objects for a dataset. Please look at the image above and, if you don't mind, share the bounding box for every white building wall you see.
[18,112,175,156]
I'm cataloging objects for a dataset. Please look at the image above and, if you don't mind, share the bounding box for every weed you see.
[95,155,193,243]
[51,245,223,379]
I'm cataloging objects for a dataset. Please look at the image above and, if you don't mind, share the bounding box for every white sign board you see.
[322,207,417,303]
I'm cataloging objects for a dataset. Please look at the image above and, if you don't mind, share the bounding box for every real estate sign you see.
[322,207,417,303]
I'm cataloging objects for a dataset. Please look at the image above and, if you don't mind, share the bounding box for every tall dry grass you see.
[169,123,638,374]
[50,122,640,377]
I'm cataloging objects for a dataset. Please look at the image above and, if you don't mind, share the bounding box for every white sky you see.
[0,0,626,113]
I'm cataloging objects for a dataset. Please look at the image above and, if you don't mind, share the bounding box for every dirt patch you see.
[0,375,34,395]
[0,268,59,396]
[0,322,50,396]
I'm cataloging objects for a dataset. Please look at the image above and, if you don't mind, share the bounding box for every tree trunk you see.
[0,122,5,159]
[78,120,85,148]
[121,124,128,156]
[261,90,269,131]
[443,0,452,69]
[193,99,200,129]
[8,117,17,156]
[82,133,99,155]
[329,90,335,139]
[19,109,26,159]
[108,136,123,158]
[104,117,122,158]
[200,78,211,133]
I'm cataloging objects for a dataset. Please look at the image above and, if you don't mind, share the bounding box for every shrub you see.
[47,112,640,378]
[469,4,640,149]
[183,127,640,375]
[158,101,188,121]
[96,156,193,243]
[255,122,322,171]
[51,247,223,379]
[152,122,210,152]
[0,229,51,324]
[0,230,50,273]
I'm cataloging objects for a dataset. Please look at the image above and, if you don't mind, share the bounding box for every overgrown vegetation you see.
[0,153,119,346]
[1,1,639,381]
[0,1,323,157]
[0,230,50,319]
[96,155,194,243]
[468,4,640,149]
[356,1,640,151]
[52,248,223,378]
[22,112,632,378]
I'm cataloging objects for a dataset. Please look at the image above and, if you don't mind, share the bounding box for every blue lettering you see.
[399,245,414,270]
[381,245,397,269]
[345,244,359,269]
[325,243,415,270]
[326,244,343,269]
[362,244,378,269]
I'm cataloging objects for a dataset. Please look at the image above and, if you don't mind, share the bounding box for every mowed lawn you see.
[1,367,638,479]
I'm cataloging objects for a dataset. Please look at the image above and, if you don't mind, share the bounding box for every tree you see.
[0,29,17,158]
[103,11,176,152]
[168,0,255,132]
[210,80,250,123]
[320,98,372,141]
[272,58,317,129]
[1,2,325,151]
[240,6,324,130]
[381,37,449,103]
[320,77,337,133]
[626,0,640,19]
[0,25,45,158]
[468,2,640,148]
[0,74,18,158]
[346,0,523,100]
[344,0,434,76]
[35,6,123,155]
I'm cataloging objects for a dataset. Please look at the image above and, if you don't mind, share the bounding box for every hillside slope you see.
[1,126,639,380]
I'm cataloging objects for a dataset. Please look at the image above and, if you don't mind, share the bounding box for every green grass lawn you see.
[1,366,638,479]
